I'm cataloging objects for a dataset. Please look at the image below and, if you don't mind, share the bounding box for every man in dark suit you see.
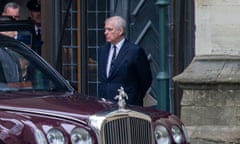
[26,0,42,55]
[98,16,152,106]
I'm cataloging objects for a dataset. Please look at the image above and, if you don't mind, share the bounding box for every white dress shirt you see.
[106,38,125,77]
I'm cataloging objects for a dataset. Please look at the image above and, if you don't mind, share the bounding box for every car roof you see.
[0,17,35,33]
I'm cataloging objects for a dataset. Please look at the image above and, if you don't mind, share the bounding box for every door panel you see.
[128,0,160,105]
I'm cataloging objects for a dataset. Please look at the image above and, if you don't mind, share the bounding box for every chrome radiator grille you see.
[102,117,153,144]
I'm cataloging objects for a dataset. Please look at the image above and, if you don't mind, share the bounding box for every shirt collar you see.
[112,38,125,49]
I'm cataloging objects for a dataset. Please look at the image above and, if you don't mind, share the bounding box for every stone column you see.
[173,55,240,143]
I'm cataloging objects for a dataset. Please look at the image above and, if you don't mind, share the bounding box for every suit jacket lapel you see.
[103,44,111,79]
[108,40,129,79]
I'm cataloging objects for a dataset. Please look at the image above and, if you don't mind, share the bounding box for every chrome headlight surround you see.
[154,125,171,144]
[47,128,66,144]
[34,128,48,144]
[182,125,191,143]
[70,127,93,144]
[171,125,183,143]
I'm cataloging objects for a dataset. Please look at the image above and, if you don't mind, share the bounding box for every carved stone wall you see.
[173,55,240,143]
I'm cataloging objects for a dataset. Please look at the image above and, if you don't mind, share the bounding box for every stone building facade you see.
[174,0,240,143]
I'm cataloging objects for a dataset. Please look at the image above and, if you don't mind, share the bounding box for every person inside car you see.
[0,17,32,83]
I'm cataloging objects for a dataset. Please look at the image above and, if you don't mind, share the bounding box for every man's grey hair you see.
[3,2,20,13]
[105,16,126,35]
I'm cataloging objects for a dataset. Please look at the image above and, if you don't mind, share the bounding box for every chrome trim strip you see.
[0,105,87,125]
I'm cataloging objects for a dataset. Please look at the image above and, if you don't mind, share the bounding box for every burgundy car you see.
[0,34,190,144]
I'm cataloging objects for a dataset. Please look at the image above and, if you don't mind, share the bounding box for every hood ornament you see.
[114,86,128,109]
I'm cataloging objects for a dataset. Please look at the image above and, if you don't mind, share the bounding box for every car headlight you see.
[71,128,93,144]
[154,125,171,144]
[171,125,183,143]
[47,128,65,144]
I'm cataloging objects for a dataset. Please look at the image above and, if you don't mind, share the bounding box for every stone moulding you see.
[173,55,240,89]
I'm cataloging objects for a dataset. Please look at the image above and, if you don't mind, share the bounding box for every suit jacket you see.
[98,39,152,106]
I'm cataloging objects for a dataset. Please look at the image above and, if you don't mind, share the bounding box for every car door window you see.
[0,46,60,91]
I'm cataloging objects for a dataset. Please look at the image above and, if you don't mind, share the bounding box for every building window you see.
[60,0,109,97]
[60,0,80,90]
[87,0,110,96]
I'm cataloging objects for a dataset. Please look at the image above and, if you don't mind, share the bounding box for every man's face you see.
[2,7,20,20]
[104,20,123,44]
[30,11,41,26]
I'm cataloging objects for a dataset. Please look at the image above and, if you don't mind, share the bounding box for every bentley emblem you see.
[114,86,128,109]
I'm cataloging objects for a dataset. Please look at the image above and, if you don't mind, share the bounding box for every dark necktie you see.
[37,28,41,39]
[111,45,117,61]
[109,45,117,76]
